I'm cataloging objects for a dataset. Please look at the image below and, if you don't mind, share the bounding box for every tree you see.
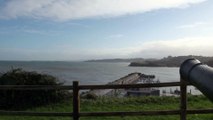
[0,68,70,110]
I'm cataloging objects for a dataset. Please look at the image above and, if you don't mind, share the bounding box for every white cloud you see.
[177,22,208,29]
[130,37,213,58]
[1,36,213,60]
[54,37,213,60]
[0,0,206,21]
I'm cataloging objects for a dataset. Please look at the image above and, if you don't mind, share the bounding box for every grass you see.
[0,95,213,120]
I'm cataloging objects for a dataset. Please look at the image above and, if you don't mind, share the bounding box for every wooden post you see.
[73,81,80,120]
[180,78,187,120]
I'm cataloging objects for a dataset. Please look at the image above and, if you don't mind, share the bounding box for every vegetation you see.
[129,55,213,67]
[85,55,213,67]
[0,68,212,119]
[0,68,70,110]
[206,60,213,67]
[0,95,212,120]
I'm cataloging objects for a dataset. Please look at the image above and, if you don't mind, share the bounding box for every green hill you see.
[129,55,213,67]
[0,95,212,120]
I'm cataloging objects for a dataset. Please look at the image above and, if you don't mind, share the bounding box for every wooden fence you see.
[0,80,213,120]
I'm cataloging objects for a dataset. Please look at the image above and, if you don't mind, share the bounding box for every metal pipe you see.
[180,58,213,102]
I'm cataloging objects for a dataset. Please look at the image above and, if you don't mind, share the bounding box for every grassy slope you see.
[0,95,213,120]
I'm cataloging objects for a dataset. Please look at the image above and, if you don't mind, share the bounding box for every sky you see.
[0,0,213,61]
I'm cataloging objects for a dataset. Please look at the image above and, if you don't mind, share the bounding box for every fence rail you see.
[0,82,189,90]
[0,81,213,120]
[0,109,213,117]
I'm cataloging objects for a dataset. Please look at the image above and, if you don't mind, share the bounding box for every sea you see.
[0,61,200,95]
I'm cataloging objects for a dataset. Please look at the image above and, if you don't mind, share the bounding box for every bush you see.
[0,68,70,110]
[82,92,98,100]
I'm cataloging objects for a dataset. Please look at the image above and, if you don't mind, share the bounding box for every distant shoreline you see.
[129,55,213,67]
[86,55,213,67]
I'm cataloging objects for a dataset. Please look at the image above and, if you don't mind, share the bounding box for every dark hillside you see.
[129,55,213,67]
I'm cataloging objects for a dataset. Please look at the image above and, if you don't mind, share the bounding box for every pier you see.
[88,72,159,97]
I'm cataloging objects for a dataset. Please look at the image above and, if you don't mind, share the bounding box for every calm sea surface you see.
[0,61,179,84]
[0,61,200,94]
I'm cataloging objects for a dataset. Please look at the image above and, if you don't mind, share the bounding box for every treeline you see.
[129,55,213,67]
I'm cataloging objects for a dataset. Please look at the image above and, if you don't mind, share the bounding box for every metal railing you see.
[0,80,213,120]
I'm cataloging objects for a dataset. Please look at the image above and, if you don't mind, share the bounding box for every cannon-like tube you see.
[180,58,213,102]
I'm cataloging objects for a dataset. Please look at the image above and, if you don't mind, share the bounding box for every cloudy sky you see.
[0,0,213,61]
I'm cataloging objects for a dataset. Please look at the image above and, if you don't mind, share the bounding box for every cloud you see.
[177,22,208,29]
[1,36,213,60]
[54,37,213,60]
[130,37,213,58]
[0,0,206,21]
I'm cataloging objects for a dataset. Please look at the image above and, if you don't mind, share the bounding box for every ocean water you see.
[0,61,200,94]
[0,61,179,84]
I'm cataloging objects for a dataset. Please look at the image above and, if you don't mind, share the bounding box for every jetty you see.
[87,72,159,97]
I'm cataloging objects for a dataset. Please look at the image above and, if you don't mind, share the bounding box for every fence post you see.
[180,78,187,120]
[73,81,80,120]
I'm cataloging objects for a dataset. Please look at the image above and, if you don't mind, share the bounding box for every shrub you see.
[0,68,70,110]
[82,92,98,100]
